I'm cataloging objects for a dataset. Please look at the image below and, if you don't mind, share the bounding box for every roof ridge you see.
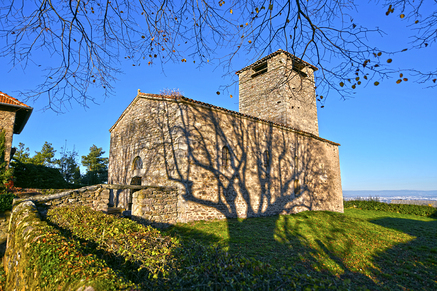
[236,49,318,74]
[137,92,339,146]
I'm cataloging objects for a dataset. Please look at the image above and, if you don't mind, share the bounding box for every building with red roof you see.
[0,91,33,165]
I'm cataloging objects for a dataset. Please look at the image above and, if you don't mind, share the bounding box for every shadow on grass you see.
[368,217,437,290]
[166,211,437,290]
[44,218,156,287]
[166,212,381,290]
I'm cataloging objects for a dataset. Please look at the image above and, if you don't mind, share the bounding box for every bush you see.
[0,193,14,212]
[0,130,12,192]
[344,199,437,218]
[11,161,73,189]
[9,204,134,290]
[47,206,177,283]
[47,206,345,290]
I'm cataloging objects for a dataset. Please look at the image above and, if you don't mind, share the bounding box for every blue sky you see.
[1,2,436,191]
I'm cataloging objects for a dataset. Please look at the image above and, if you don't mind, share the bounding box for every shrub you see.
[47,206,344,290]
[47,206,178,283]
[0,193,14,212]
[8,203,134,290]
[11,161,73,189]
[344,199,437,218]
[0,130,12,192]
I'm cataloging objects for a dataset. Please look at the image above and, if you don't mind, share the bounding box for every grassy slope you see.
[164,209,437,290]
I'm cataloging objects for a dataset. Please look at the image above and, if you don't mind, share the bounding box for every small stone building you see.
[108,49,343,224]
[0,92,33,166]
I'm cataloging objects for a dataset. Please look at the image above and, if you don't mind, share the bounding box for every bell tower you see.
[237,49,319,136]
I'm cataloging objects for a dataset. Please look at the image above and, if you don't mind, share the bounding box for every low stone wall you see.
[132,187,179,228]
[15,185,112,217]
[4,200,45,290]
[3,184,179,290]
[4,200,124,290]
[11,184,156,217]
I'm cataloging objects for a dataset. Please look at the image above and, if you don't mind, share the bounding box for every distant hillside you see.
[343,190,437,203]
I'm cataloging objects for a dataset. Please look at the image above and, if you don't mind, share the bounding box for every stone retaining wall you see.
[3,184,179,290]
[10,184,174,217]
[132,187,179,228]
[4,200,44,290]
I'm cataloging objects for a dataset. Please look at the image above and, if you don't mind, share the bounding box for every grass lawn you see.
[164,209,437,290]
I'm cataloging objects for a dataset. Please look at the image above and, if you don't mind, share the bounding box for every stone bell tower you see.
[236,49,319,136]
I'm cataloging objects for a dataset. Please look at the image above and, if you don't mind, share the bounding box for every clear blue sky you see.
[1,2,436,191]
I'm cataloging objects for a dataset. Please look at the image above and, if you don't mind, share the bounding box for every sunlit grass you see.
[165,209,437,290]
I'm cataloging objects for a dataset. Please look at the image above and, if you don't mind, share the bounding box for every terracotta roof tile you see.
[0,91,31,108]
[136,93,339,146]
[236,49,318,74]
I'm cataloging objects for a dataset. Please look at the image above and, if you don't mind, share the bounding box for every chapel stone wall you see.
[108,95,342,224]
[238,52,319,136]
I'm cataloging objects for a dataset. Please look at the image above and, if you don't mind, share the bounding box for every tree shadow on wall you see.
[145,98,354,276]
[110,97,437,289]
[113,97,341,242]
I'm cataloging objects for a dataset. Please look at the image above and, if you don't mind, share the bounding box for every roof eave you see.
[236,49,318,75]
[0,102,33,134]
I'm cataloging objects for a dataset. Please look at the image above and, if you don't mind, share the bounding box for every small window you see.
[251,61,268,78]
[132,156,143,170]
[294,156,298,171]
[222,146,230,169]
[292,61,308,78]
[294,179,300,195]
[263,150,270,168]
[130,176,142,185]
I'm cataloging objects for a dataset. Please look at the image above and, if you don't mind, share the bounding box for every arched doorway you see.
[129,176,142,211]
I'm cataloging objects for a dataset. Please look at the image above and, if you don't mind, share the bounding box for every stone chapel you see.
[108,49,343,224]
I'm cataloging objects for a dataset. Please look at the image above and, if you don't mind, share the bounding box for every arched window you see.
[222,146,230,169]
[130,176,142,185]
[263,150,270,168]
[132,156,143,170]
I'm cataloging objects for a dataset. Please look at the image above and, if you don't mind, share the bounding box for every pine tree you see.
[56,144,81,185]
[31,141,56,166]
[81,145,108,185]
[13,142,31,163]
[0,130,12,192]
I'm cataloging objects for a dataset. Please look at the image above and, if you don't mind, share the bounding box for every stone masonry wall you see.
[4,201,44,290]
[109,95,343,223]
[108,97,187,212]
[3,184,179,290]
[132,187,179,228]
[0,108,16,165]
[13,185,112,217]
[11,184,176,220]
[238,52,319,136]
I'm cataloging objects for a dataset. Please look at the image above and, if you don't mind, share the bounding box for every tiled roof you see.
[110,92,339,146]
[0,91,31,108]
[236,49,318,74]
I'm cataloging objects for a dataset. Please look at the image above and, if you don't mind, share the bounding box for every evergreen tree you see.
[56,144,81,185]
[0,130,12,192]
[81,145,108,185]
[31,141,56,166]
[13,142,31,163]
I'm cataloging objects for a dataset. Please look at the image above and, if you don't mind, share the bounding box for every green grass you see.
[164,209,437,290]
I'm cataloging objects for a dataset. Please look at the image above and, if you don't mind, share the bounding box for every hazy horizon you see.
[343,190,437,202]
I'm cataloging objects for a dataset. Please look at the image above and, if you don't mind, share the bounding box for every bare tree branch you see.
[0,0,436,111]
